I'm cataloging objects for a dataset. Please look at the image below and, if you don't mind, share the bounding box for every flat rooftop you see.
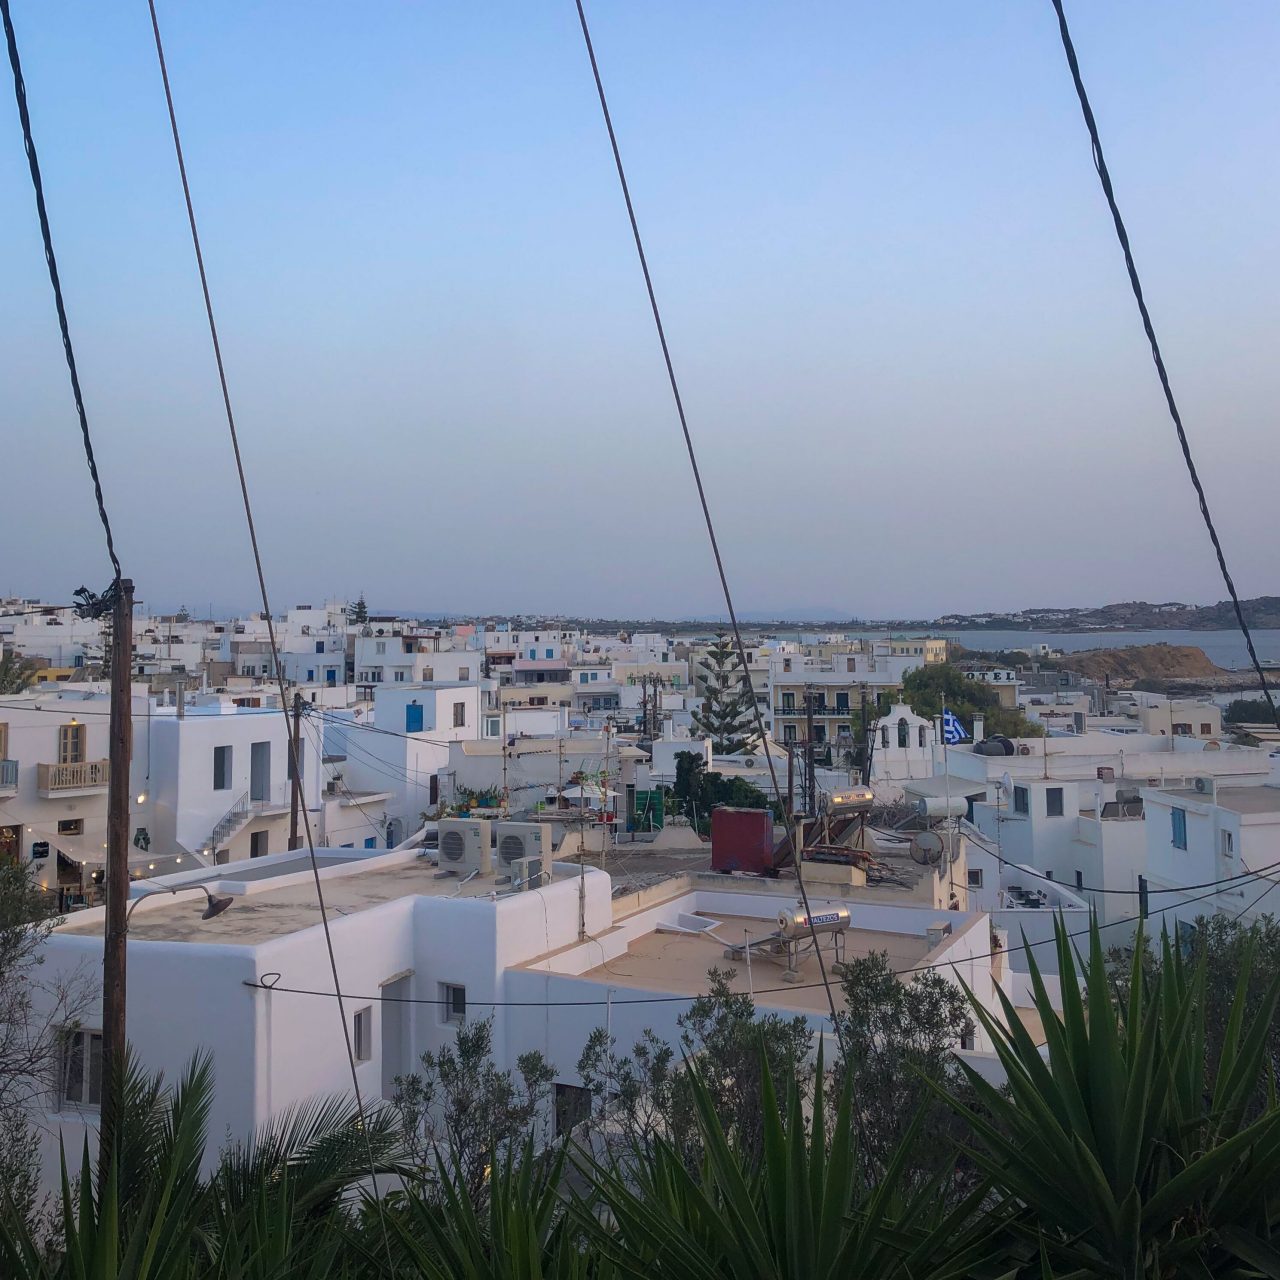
[56,858,539,946]
[1163,785,1280,815]
[566,913,931,1016]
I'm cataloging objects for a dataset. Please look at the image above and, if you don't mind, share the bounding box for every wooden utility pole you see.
[288,692,303,850]
[100,576,134,1188]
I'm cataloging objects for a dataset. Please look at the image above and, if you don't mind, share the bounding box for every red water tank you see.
[710,807,776,875]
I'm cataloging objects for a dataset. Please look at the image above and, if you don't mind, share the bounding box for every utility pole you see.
[859,689,871,786]
[100,576,134,1189]
[288,691,303,850]
[501,701,508,814]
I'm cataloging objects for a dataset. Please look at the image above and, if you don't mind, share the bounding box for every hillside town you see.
[5,0,1280,1269]
[3,589,1278,1208]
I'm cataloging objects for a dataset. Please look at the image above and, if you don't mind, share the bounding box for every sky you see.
[1,2,1277,621]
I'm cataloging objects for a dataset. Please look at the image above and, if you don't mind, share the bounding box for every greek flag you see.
[942,709,968,744]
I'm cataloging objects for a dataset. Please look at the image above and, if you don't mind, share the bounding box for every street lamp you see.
[125,883,234,926]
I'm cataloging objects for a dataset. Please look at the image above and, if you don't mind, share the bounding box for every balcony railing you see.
[37,760,109,794]
[0,759,17,791]
[775,704,852,717]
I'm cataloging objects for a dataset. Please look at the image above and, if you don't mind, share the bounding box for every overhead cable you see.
[1050,0,1278,728]
[142,3,394,1266]
[572,0,843,1042]
[1,0,122,583]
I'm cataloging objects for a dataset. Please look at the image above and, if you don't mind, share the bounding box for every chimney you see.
[973,713,985,742]
[175,677,186,718]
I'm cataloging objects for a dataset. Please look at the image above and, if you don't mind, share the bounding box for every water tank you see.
[974,735,1015,756]
[711,807,776,875]
[776,905,850,938]
[917,795,967,820]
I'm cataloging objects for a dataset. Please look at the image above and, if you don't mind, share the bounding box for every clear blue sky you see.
[2,2,1276,619]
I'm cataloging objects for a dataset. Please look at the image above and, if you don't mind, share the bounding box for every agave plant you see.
[948,916,1280,1278]
[578,1049,1011,1280]
[380,1136,594,1280]
[0,1048,402,1280]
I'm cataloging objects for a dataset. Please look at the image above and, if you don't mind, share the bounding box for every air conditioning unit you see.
[437,818,492,876]
[1193,776,1216,798]
[509,854,548,891]
[495,821,552,870]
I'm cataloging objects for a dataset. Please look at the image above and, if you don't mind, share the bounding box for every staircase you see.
[202,791,251,857]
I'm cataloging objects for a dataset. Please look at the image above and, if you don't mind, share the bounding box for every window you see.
[60,1029,102,1107]
[590,672,598,681]
[58,722,86,765]
[967,866,983,889]
[580,673,589,684]
[783,658,791,673]
[365,837,378,849]
[960,1028,975,1051]
[783,724,797,743]
[452,702,466,728]
[1075,869,1084,889]
[405,703,424,734]
[57,819,84,836]
[1013,786,1029,815]
[353,1007,372,1061]
[918,725,927,748]
[0,722,7,758]
[1172,807,1188,850]
[1222,830,1234,856]
[554,1082,592,1137]
[394,670,405,682]
[836,692,849,712]
[375,641,386,655]
[315,640,324,654]
[1046,787,1064,817]
[486,717,500,736]
[782,693,795,712]
[880,725,889,749]
[250,830,269,859]
[545,648,554,659]
[1200,723,1212,736]
[213,745,232,791]
[441,983,466,1024]
[459,666,470,680]
[897,718,909,749]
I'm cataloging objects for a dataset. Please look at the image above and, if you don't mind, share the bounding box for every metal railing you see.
[0,759,17,790]
[37,760,109,792]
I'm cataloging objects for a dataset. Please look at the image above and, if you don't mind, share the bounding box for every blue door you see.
[405,703,424,733]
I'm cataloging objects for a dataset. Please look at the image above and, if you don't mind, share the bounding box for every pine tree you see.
[692,632,758,754]
[349,594,368,624]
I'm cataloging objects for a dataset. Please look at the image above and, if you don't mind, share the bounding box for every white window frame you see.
[59,1028,103,1109]
[440,982,466,1024]
[353,1006,372,1061]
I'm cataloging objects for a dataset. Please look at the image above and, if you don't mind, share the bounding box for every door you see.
[380,976,411,1100]
[250,741,271,803]
[0,825,19,866]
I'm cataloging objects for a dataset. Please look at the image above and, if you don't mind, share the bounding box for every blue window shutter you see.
[546,648,554,659]
[580,673,589,684]
[1172,808,1187,849]
[406,703,424,733]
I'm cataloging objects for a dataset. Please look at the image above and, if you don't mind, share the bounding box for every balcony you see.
[774,704,852,718]
[37,759,109,797]
[0,759,16,794]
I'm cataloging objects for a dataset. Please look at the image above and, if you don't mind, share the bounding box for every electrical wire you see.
[240,858,1274,1010]
[0,0,121,584]
[143,3,394,1266]
[1050,0,1278,729]
[572,0,843,1045]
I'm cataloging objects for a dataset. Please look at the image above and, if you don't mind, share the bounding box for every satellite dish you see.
[1204,739,1221,751]
[999,772,1014,798]
[910,830,944,866]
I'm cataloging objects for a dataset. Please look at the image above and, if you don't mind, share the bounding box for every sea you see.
[836,628,1280,672]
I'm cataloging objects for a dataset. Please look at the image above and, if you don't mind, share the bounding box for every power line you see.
[0,0,121,584]
[572,0,843,1044]
[240,859,1275,1011]
[143,3,394,1266]
[1050,0,1278,730]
